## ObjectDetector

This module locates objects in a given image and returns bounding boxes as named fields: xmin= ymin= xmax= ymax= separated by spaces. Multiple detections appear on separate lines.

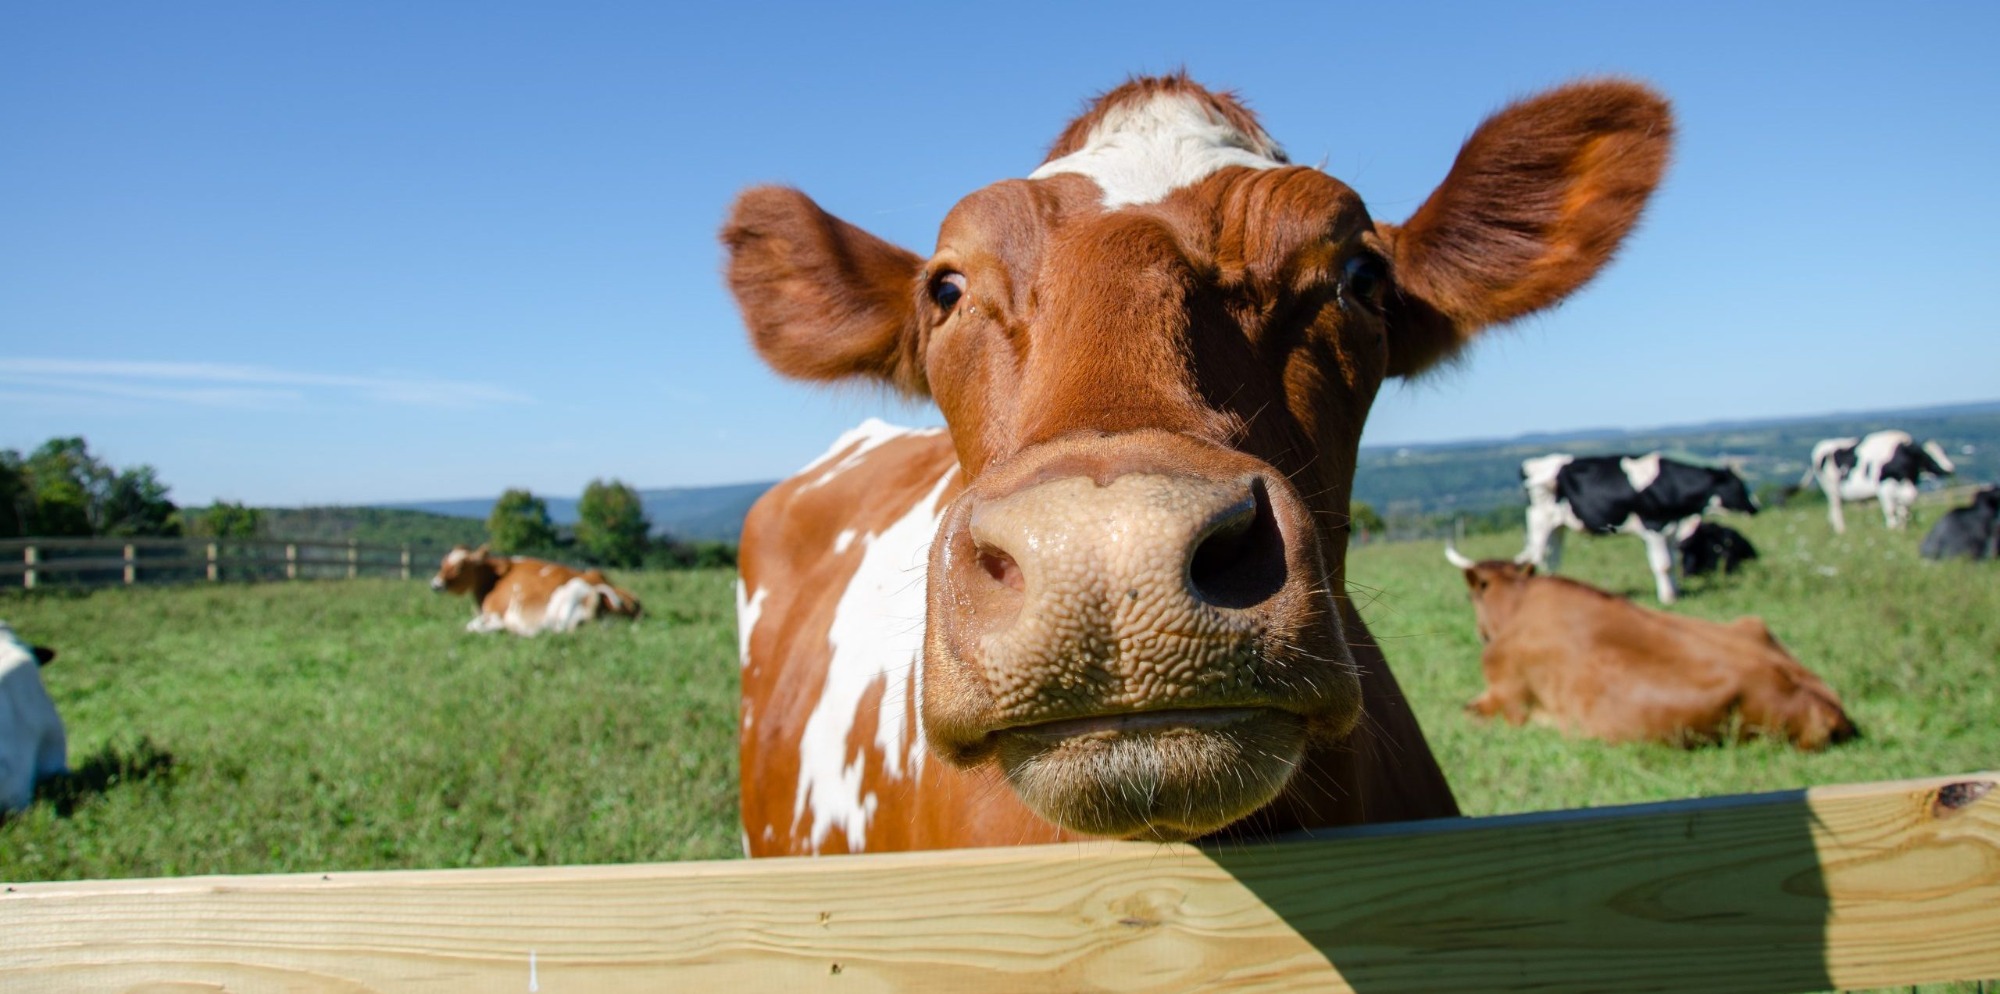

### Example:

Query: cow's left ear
xmin=1377 ymin=80 xmax=1672 ymax=377
xmin=722 ymin=186 xmax=929 ymax=397
xmin=32 ymin=646 xmax=55 ymax=666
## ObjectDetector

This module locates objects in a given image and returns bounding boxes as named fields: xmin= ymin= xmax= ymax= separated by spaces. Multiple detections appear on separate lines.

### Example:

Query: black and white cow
xmin=1 ymin=622 xmax=65 ymax=814
xmin=1919 ymin=487 xmax=2000 ymax=561
xmin=1803 ymin=430 xmax=1955 ymax=533
xmin=1519 ymin=453 xmax=1758 ymax=604
xmin=1678 ymin=519 xmax=1759 ymax=577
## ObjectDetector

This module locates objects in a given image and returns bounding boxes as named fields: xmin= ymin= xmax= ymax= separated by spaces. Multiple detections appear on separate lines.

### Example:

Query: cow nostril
xmin=1188 ymin=479 xmax=1288 ymax=609
xmin=978 ymin=545 xmax=1026 ymax=593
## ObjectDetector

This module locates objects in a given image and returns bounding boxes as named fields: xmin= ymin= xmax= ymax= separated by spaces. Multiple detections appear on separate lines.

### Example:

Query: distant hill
xmin=363 ymin=399 xmax=2000 ymax=540
xmin=1353 ymin=400 xmax=2000 ymax=517
xmin=383 ymin=481 xmax=772 ymax=544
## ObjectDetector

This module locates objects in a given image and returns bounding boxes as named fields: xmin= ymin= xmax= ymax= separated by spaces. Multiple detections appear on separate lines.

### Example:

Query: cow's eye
xmin=1340 ymin=254 xmax=1388 ymax=312
xmin=931 ymin=271 xmax=967 ymax=312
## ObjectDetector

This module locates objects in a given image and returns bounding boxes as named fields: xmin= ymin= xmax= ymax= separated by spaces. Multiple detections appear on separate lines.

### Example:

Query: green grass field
xmin=0 ymin=570 xmax=742 ymax=880
xmin=3 ymin=498 xmax=1995 ymax=882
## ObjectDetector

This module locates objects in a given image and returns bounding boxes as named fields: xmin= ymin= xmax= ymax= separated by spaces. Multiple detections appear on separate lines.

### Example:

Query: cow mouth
xmin=990 ymin=706 xmax=1306 ymax=841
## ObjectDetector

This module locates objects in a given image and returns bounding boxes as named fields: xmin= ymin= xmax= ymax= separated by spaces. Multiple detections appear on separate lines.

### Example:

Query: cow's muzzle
xmin=921 ymin=432 xmax=1360 ymax=839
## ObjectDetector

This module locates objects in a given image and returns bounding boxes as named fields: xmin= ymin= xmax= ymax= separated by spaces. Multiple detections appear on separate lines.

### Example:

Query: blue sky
xmin=3 ymin=2 xmax=1996 ymax=506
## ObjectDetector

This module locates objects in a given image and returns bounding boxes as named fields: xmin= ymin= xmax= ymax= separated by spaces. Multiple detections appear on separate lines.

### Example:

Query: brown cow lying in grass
xmin=1444 ymin=544 xmax=1856 ymax=750
xmin=430 ymin=545 xmax=642 ymax=636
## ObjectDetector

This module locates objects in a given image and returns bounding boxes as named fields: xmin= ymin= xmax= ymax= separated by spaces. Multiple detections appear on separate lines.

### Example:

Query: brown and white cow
xmin=725 ymin=74 xmax=1673 ymax=855
xmin=1444 ymin=545 xmax=1856 ymax=749
xmin=430 ymin=545 xmax=642 ymax=636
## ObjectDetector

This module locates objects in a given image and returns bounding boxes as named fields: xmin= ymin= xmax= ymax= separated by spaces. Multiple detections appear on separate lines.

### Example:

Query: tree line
xmin=1 ymin=436 xmax=733 ymax=570
xmin=484 ymin=481 xmax=736 ymax=570
xmin=1 ymin=438 xmax=181 ymax=538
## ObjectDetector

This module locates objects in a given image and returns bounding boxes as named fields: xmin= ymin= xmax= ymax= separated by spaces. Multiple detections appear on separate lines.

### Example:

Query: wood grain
xmin=4 ymin=772 xmax=1996 ymax=993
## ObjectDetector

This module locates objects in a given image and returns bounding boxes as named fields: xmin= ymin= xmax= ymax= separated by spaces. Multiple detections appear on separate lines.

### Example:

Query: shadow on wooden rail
xmin=1215 ymin=774 xmax=1999 ymax=992
xmin=2 ymin=772 xmax=1996 ymax=993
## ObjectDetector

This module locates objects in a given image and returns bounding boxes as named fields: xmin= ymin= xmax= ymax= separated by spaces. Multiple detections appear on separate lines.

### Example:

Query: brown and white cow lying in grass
xmin=430 ymin=546 xmax=642 ymax=636
xmin=724 ymin=72 xmax=1674 ymax=855
xmin=1444 ymin=544 xmax=1856 ymax=749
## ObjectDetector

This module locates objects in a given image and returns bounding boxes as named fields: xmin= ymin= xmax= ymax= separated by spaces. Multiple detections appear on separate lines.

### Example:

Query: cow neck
xmin=470 ymin=559 xmax=508 ymax=604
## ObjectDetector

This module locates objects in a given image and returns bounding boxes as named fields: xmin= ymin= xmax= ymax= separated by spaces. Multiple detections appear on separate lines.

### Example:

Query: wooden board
xmin=4 ymin=772 xmax=1996 ymax=993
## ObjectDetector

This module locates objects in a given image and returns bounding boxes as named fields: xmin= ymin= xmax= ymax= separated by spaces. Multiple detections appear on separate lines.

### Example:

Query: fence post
xmin=286 ymin=544 xmax=298 ymax=581
xmin=22 ymin=545 xmax=35 ymax=590
xmin=401 ymin=545 xmax=411 ymax=581
xmin=207 ymin=543 xmax=219 ymax=582
xmin=348 ymin=540 xmax=359 ymax=580
xmin=124 ymin=543 xmax=137 ymax=585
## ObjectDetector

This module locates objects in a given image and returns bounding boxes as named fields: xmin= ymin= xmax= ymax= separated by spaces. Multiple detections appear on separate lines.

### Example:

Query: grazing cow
xmin=1802 ymin=430 xmax=1955 ymax=533
xmin=1920 ymin=487 xmax=2000 ymax=561
xmin=1678 ymin=519 xmax=1759 ymax=577
xmin=1443 ymin=546 xmax=1856 ymax=749
xmin=430 ymin=545 xmax=642 ymax=636
xmin=724 ymin=73 xmax=1672 ymax=855
xmin=1 ymin=622 xmax=66 ymax=814
xmin=1518 ymin=453 xmax=1757 ymax=604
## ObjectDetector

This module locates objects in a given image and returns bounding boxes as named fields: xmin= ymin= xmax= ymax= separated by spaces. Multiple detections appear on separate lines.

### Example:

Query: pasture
xmin=2 ymin=497 xmax=1994 ymax=890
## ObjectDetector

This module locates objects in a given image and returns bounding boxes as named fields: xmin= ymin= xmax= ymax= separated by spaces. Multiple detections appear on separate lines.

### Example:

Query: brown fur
xmin=724 ymin=75 xmax=1674 ymax=854
xmin=431 ymin=545 xmax=642 ymax=635
xmin=1457 ymin=559 xmax=1856 ymax=749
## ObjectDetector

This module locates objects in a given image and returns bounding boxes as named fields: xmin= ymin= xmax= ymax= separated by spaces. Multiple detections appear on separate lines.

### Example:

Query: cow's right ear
xmin=32 ymin=646 xmax=55 ymax=667
xmin=722 ymin=186 xmax=928 ymax=397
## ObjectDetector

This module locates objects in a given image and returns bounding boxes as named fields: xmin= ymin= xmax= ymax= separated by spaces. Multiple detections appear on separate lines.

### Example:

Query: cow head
xmin=1918 ymin=440 xmax=1958 ymax=478
xmin=724 ymin=75 xmax=1671 ymax=840
xmin=431 ymin=544 xmax=501 ymax=595
xmin=1707 ymin=468 xmax=1759 ymax=516
xmin=1446 ymin=543 xmax=1538 ymax=644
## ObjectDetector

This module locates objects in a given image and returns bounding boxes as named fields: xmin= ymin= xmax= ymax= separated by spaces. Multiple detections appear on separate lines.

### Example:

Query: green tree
xmin=487 ymin=488 xmax=557 ymax=554
xmin=1350 ymin=501 xmax=1386 ymax=537
xmin=0 ymin=451 xmax=26 ymax=538
xmin=21 ymin=437 xmax=103 ymax=536
xmin=0 ymin=437 xmax=180 ymax=537
xmin=194 ymin=500 xmax=262 ymax=539
xmin=98 ymin=466 xmax=182 ymax=537
xmin=576 ymin=478 xmax=651 ymax=567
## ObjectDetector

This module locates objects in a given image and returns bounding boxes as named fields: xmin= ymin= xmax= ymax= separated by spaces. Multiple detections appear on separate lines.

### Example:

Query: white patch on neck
xmin=735 ymin=580 xmax=767 ymax=670
xmin=1621 ymin=453 xmax=1663 ymax=493
xmin=797 ymin=418 xmax=944 ymax=492
xmin=792 ymin=465 xmax=954 ymax=853
xmin=1028 ymin=91 xmax=1287 ymax=208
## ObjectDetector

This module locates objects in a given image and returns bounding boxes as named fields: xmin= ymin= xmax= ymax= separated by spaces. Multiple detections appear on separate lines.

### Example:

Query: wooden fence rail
xmin=0 ymin=537 xmax=440 ymax=589
xmin=3 ymin=772 xmax=1996 ymax=993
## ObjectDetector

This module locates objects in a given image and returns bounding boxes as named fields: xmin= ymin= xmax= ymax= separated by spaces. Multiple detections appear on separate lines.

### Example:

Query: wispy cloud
xmin=0 ymin=359 xmax=531 ymax=410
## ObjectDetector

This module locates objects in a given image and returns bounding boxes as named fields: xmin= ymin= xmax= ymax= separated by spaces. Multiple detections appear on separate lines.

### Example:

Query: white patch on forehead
xmin=444 ymin=548 xmax=468 ymax=566
xmin=797 ymin=418 xmax=944 ymax=492
xmin=1028 ymin=91 xmax=1288 ymax=208
xmin=793 ymin=464 xmax=954 ymax=854
xmin=735 ymin=579 xmax=767 ymax=670
xmin=1620 ymin=453 xmax=1663 ymax=493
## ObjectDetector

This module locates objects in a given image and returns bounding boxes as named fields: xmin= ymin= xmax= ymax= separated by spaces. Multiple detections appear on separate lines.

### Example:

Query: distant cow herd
xmin=4 ymin=75 xmax=1993 ymax=864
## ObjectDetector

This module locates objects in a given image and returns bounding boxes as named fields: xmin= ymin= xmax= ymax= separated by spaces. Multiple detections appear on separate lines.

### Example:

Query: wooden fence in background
xmin=0 ymin=537 xmax=445 ymax=589
xmin=3 ymin=772 xmax=1996 ymax=993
